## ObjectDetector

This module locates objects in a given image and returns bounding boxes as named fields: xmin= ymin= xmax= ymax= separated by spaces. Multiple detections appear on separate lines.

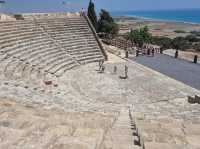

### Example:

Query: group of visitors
xmin=80 ymin=8 xmax=86 ymax=16
xmin=135 ymin=44 xmax=160 ymax=57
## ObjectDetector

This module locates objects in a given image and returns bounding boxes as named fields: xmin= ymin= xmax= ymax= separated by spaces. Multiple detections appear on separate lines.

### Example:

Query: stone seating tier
xmin=0 ymin=14 xmax=104 ymax=88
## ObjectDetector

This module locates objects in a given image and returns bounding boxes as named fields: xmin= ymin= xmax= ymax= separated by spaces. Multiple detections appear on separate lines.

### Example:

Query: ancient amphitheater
xmin=0 ymin=13 xmax=200 ymax=149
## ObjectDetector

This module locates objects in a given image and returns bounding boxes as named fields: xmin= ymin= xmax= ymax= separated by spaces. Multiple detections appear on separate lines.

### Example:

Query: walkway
xmin=131 ymin=54 xmax=200 ymax=90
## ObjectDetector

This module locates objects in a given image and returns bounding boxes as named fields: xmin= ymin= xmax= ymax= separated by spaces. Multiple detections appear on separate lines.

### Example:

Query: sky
xmin=1 ymin=0 xmax=200 ymax=13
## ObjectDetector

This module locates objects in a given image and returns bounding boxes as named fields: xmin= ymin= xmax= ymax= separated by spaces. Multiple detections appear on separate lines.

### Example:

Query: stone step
xmin=3 ymin=39 xmax=53 ymax=55
xmin=46 ymin=58 xmax=75 ymax=73
xmin=102 ymin=108 xmax=139 ymax=149
xmin=0 ymin=32 xmax=41 ymax=42
xmin=20 ymin=47 xmax=59 ymax=62
xmin=54 ymin=63 xmax=78 ymax=77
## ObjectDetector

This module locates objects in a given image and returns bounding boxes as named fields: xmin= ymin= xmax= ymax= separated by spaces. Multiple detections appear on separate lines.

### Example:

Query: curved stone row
xmin=36 ymin=17 xmax=104 ymax=64
xmin=0 ymin=15 xmax=104 ymax=87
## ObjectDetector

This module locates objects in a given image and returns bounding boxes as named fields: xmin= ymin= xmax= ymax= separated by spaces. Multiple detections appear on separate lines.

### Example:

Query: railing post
xmin=160 ymin=48 xmax=163 ymax=54
xmin=147 ymin=49 xmax=150 ymax=55
xmin=152 ymin=49 xmax=155 ymax=57
xmin=194 ymin=55 xmax=198 ymax=64
xmin=125 ymin=50 xmax=129 ymax=58
xmin=175 ymin=50 xmax=178 ymax=58
xmin=136 ymin=50 xmax=139 ymax=57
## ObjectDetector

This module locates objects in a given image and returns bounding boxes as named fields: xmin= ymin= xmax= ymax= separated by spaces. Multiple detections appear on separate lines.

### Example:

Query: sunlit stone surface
xmin=0 ymin=13 xmax=199 ymax=149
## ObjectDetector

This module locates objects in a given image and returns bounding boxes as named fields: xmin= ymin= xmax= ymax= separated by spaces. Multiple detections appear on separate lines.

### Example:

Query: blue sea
xmin=111 ymin=9 xmax=200 ymax=24
xmin=1 ymin=1 xmax=200 ymax=24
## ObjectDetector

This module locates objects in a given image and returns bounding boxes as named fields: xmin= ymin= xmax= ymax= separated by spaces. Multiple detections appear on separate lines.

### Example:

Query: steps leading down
xmin=0 ymin=13 xmax=105 ymax=83
xmin=102 ymin=108 xmax=141 ymax=149
xmin=34 ymin=15 xmax=105 ymax=64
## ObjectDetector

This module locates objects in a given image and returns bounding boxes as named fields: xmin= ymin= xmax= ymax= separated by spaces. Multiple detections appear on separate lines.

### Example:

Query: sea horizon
xmin=111 ymin=8 xmax=200 ymax=24
xmin=1 ymin=3 xmax=200 ymax=24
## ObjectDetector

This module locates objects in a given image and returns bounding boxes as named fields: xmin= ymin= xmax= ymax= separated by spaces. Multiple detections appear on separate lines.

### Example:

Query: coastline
xmin=114 ymin=15 xmax=200 ymax=26
xmin=113 ymin=14 xmax=200 ymax=64
xmin=111 ymin=8 xmax=200 ymax=25
xmin=114 ymin=14 xmax=200 ymax=39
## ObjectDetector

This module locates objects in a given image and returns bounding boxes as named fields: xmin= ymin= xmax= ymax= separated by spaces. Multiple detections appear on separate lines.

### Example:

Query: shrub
xmin=14 ymin=14 xmax=24 ymax=20
xmin=152 ymin=36 xmax=172 ymax=49
xmin=192 ymin=43 xmax=200 ymax=52
xmin=98 ymin=9 xmax=119 ymax=38
xmin=190 ymin=31 xmax=200 ymax=37
xmin=185 ymin=35 xmax=200 ymax=42
xmin=127 ymin=26 xmax=152 ymax=47
xmin=174 ymin=30 xmax=186 ymax=33
xmin=172 ymin=37 xmax=191 ymax=50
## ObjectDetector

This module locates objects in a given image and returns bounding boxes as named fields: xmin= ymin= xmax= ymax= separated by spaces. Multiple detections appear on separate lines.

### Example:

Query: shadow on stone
xmin=188 ymin=95 xmax=200 ymax=104
xmin=134 ymin=139 xmax=141 ymax=146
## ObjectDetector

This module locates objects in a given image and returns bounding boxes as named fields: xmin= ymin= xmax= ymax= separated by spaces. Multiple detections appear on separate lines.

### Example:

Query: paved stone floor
xmin=131 ymin=54 xmax=200 ymax=90
xmin=0 ymin=53 xmax=200 ymax=149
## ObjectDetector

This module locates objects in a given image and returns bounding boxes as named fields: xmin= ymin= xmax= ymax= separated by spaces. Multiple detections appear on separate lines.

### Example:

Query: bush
xmin=192 ymin=43 xmax=200 ymax=52
xmin=98 ymin=9 xmax=119 ymax=38
xmin=127 ymin=26 xmax=152 ymax=47
xmin=152 ymin=36 xmax=172 ymax=49
xmin=14 ymin=14 xmax=24 ymax=20
xmin=185 ymin=35 xmax=200 ymax=42
xmin=172 ymin=37 xmax=191 ymax=50
xmin=190 ymin=31 xmax=200 ymax=37
xmin=174 ymin=30 xmax=186 ymax=33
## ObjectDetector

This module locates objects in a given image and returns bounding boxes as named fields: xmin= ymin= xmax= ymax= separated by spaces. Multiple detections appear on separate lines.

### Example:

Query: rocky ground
xmin=0 ymin=52 xmax=200 ymax=149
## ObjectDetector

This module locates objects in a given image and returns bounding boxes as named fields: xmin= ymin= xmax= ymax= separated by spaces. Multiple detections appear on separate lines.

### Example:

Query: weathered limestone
xmin=0 ymin=13 xmax=16 ymax=21
xmin=0 ymin=13 xmax=104 ymax=85
xmin=0 ymin=13 xmax=200 ymax=148
xmin=133 ymin=116 xmax=200 ymax=149
xmin=0 ymin=99 xmax=117 ymax=149
xmin=102 ymin=108 xmax=135 ymax=149
xmin=0 ymin=55 xmax=200 ymax=148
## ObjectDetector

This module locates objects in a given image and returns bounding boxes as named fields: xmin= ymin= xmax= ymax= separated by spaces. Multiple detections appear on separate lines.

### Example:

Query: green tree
xmin=127 ymin=29 xmax=143 ymax=47
xmin=193 ymin=42 xmax=200 ymax=52
xmin=172 ymin=37 xmax=191 ymax=51
xmin=98 ymin=9 xmax=114 ymax=23
xmin=127 ymin=26 xmax=152 ymax=48
xmin=87 ymin=0 xmax=98 ymax=30
xmin=152 ymin=36 xmax=172 ymax=50
xmin=140 ymin=26 xmax=152 ymax=44
xmin=98 ymin=9 xmax=119 ymax=38
xmin=185 ymin=35 xmax=199 ymax=42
